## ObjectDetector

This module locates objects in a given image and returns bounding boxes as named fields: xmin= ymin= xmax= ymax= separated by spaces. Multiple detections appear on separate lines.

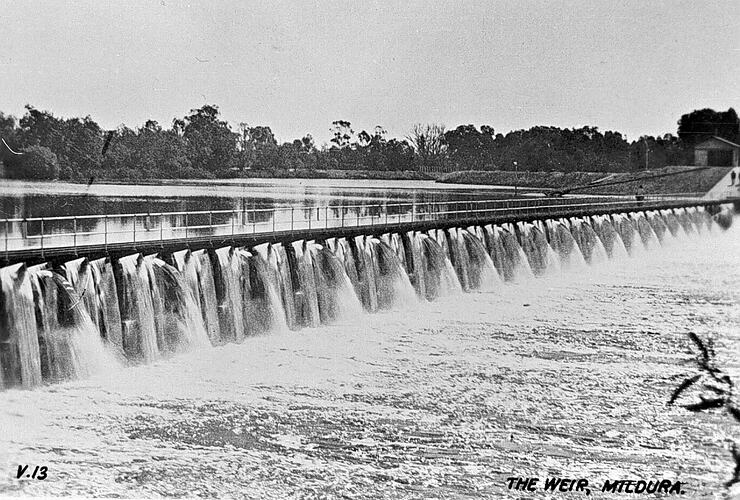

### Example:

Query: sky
xmin=1 ymin=0 xmax=738 ymax=145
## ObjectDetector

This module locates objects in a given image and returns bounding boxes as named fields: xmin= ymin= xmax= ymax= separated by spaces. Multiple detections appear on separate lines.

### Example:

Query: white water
xmin=0 ymin=206 xmax=738 ymax=497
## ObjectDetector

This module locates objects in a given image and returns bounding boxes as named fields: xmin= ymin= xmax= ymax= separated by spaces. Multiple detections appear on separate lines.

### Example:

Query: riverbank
xmin=438 ymin=166 xmax=732 ymax=195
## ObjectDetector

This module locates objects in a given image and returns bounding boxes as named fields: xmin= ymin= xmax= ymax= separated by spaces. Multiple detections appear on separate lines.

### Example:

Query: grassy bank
xmin=439 ymin=166 xmax=732 ymax=195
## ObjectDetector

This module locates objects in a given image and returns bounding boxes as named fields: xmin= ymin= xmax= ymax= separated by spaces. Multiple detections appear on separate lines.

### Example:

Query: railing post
xmin=291 ymin=207 xmax=294 ymax=232
xmin=73 ymin=217 xmax=77 ymax=255
xmin=161 ymin=214 xmax=164 ymax=247
xmin=209 ymin=211 xmax=213 ymax=244
xmin=185 ymin=213 xmax=188 ymax=240
xmin=326 ymin=206 xmax=329 ymax=229
xmin=273 ymin=209 xmax=276 ymax=233
xmin=231 ymin=211 xmax=235 ymax=239
xmin=104 ymin=215 xmax=108 ymax=252
xmin=308 ymin=209 xmax=312 ymax=230
xmin=4 ymin=219 xmax=8 ymax=261
xmin=341 ymin=206 xmax=344 ymax=227
xmin=133 ymin=215 xmax=136 ymax=243
xmin=253 ymin=209 xmax=256 ymax=234
xmin=40 ymin=219 xmax=44 ymax=259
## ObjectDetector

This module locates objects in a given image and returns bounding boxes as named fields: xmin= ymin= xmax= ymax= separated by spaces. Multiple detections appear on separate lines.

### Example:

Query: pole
xmin=514 ymin=161 xmax=518 ymax=197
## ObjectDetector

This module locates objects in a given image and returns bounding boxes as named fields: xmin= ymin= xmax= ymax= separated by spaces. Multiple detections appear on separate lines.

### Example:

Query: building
xmin=694 ymin=136 xmax=740 ymax=167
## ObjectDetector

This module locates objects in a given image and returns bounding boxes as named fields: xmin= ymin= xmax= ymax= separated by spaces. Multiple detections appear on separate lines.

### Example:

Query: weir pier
xmin=0 ymin=193 xmax=738 ymax=390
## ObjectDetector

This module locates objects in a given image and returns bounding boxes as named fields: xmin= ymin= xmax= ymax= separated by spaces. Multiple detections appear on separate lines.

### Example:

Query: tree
xmin=678 ymin=108 xmax=740 ymax=147
xmin=4 ymin=145 xmax=59 ymax=180
xmin=330 ymin=120 xmax=354 ymax=148
xmin=174 ymin=104 xmax=238 ymax=175
xmin=407 ymin=123 xmax=446 ymax=171
xmin=444 ymin=124 xmax=495 ymax=169
xmin=19 ymin=106 xmax=103 ymax=179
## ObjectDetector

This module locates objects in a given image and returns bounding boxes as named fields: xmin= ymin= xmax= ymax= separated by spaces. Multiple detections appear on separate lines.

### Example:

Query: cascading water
xmin=250 ymin=245 xmax=289 ymax=333
xmin=520 ymin=222 xmax=561 ymax=275
xmin=612 ymin=214 xmax=643 ymax=256
xmin=0 ymin=264 xmax=42 ymax=388
xmin=647 ymin=211 xmax=669 ymax=244
xmin=417 ymin=233 xmax=461 ymax=301
xmin=307 ymin=242 xmax=363 ymax=322
xmin=365 ymin=237 xmax=417 ymax=309
xmin=634 ymin=212 xmax=660 ymax=250
xmin=148 ymin=257 xmax=211 ymax=352
xmin=173 ymin=249 xmax=222 ymax=345
xmin=214 ymin=247 xmax=246 ymax=343
xmin=547 ymin=219 xmax=587 ymax=268
xmin=117 ymin=254 xmax=160 ymax=363
xmin=570 ymin=218 xmax=608 ymax=265
xmin=90 ymin=257 xmax=123 ymax=349
xmin=0 ymin=204 xmax=731 ymax=392
xmin=459 ymin=228 xmax=501 ymax=291
xmin=594 ymin=215 xmax=629 ymax=259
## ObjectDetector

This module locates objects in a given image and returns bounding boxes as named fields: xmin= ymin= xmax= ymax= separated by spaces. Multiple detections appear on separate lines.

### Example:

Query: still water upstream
xmin=0 ymin=180 xmax=738 ymax=499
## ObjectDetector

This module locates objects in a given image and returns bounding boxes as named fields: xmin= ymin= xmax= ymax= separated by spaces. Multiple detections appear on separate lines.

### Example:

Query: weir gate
xmin=2 ymin=194 xmax=736 ymax=266
xmin=0 ymin=193 xmax=738 ymax=390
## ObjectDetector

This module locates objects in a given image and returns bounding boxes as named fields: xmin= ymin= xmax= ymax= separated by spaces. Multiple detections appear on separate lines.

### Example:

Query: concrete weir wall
xmin=0 ymin=201 xmax=736 ymax=390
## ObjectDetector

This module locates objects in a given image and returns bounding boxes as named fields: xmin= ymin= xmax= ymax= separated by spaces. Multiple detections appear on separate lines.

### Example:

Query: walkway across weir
xmin=2 ymin=193 xmax=738 ymax=266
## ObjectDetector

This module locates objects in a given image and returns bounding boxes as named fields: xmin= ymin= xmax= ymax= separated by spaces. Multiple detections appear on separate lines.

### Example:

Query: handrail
xmin=0 ymin=193 xmax=727 ymax=256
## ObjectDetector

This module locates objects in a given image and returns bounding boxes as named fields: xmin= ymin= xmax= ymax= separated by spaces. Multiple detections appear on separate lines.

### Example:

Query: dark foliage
xmin=670 ymin=332 xmax=740 ymax=490
xmin=0 ymin=105 xmax=732 ymax=181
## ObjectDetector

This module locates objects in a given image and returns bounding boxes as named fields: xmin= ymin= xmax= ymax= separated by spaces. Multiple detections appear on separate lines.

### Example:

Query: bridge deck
xmin=2 ymin=195 xmax=737 ymax=267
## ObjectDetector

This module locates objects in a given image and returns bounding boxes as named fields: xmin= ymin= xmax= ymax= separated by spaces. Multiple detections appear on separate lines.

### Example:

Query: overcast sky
xmin=1 ymin=0 xmax=738 ymax=144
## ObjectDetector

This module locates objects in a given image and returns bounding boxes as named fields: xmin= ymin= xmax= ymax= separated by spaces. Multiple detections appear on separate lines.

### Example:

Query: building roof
xmin=695 ymin=135 xmax=740 ymax=150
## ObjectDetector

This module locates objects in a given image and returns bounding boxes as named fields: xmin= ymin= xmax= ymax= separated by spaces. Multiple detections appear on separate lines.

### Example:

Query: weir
xmin=0 ymin=196 xmax=737 ymax=390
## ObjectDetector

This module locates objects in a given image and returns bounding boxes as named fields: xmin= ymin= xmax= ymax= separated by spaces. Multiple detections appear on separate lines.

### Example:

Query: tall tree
xmin=407 ymin=123 xmax=446 ymax=170
xmin=173 ymin=104 xmax=238 ymax=175
xmin=677 ymin=108 xmax=740 ymax=147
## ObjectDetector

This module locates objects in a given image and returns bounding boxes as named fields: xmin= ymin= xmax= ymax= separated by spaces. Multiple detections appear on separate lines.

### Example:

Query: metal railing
xmin=0 ymin=193 xmax=723 ymax=258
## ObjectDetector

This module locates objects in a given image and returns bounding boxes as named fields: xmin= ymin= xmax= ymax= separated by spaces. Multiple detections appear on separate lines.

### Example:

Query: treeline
xmin=0 ymin=104 xmax=737 ymax=181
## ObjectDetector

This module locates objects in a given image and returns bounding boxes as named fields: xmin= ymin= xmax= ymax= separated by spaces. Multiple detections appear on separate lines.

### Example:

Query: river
xmin=0 ymin=180 xmax=737 ymax=499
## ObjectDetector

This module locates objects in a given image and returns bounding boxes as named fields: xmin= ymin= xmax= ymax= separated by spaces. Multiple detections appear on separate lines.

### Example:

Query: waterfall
xmin=677 ymin=208 xmax=695 ymax=236
xmin=1 ymin=203 xmax=735 ymax=393
xmin=173 ymin=250 xmax=222 ymax=345
xmin=661 ymin=210 xmax=682 ymax=237
xmin=148 ymin=257 xmax=211 ymax=352
xmin=90 ymin=258 xmax=123 ymax=350
xmin=214 ymin=247 xmax=246 ymax=343
xmin=547 ymin=219 xmax=587 ymax=268
xmin=405 ymin=231 xmax=427 ymax=298
xmin=289 ymin=241 xmax=321 ymax=327
xmin=417 ymin=233 xmax=461 ymax=301
xmin=63 ymin=258 xmax=101 ymax=337
xmin=33 ymin=267 xmax=117 ymax=383
xmin=271 ymin=244 xmax=298 ymax=330
xmin=521 ymin=222 xmax=560 ymax=275
xmin=571 ymin=218 xmax=608 ymax=265
xmin=592 ymin=216 xmax=628 ymax=259
xmin=117 ymin=254 xmax=160 ymax=363
xmin=0 ymin=264 xmax=42 ymax=388
xmin=335 ymin=237 xmax=363 ymax=302
xmin=365 ymin=237 xmax=417 ymax=309
xmin=243 ymin=247 xmax=288 ymax=334
xmin=308 ymin=242 xmax=363 ymax=322
xmin=647 ymin=211 xmax=669 ymax=243
xmin=634 ymin=213 xmax=659 ymax=250
xmin=460 ymin=227 xmax=501 ymax=291
xmin=613 ymin=214 xmax=643 ymax=256
xmin=353 ymin=236 xmax=379 ymax=313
